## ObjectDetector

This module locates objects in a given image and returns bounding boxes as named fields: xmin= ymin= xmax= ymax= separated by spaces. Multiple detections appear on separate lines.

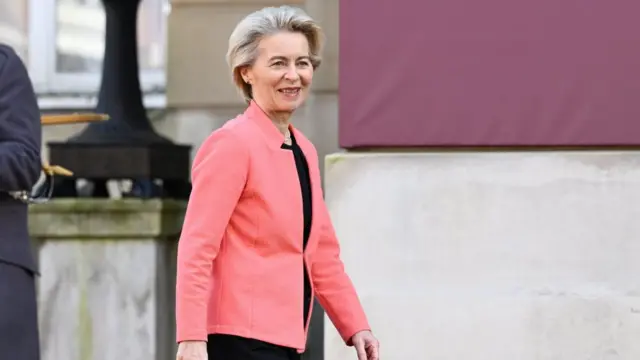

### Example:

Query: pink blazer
xmin=175 ymin=101 xmax=370 ymax=352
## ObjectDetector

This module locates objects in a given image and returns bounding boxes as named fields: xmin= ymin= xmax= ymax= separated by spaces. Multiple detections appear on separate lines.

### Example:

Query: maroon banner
xmin=339 ymin=0 xmax=640 ymax=148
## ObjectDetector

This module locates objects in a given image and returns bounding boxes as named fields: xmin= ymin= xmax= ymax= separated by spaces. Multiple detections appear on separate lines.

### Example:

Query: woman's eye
xmin=272 ymin=61 xmax=285 ymax=67
xmin=297 ymin=61 xmax=310 ymax=67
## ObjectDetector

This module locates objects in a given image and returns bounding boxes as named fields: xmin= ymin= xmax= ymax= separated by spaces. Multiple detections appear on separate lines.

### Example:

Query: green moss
xmin=324 ymin=153 xmax=346 ymax=170
xmin=27 ymin=199 xmax=187 ymax=240
xmin=77 ymin=253 xmax=93 ymax=359
xmin=28 ymin=199 xmax=187 ymax=214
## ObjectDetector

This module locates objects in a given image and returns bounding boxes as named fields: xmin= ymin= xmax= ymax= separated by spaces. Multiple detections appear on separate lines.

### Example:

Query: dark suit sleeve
xmin=0 ymin=45 xmax=42 ymax=191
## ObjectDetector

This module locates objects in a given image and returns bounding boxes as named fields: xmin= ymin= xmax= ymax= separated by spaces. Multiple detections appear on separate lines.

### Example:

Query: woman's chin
xmin=275 ymin=98 xmax=305 ymax=112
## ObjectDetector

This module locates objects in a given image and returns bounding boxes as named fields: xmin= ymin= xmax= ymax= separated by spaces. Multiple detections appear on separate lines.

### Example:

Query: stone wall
xmin=323 ymin=151 xmax=640 ymax=360
xmin=30 ymin=199 xmax=185 ymax=360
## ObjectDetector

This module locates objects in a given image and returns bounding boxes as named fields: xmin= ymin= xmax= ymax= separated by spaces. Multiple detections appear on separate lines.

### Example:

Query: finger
xmin=355 ymin=341 xmax=368 ymax=360
xmin=367 ymin=341 xmax=380 ymax=360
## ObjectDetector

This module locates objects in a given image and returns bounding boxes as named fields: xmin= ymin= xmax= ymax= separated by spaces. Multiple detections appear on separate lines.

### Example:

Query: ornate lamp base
xmin=47 ymin=0 xmax=192 ymax=199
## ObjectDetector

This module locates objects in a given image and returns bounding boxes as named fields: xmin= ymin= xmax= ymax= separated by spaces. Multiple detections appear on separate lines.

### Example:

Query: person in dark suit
xmin=0 ymin=43 xmax=43 ymax=360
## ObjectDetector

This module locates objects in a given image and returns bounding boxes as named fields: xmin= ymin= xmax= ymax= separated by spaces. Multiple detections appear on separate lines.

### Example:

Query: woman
xmin=175 ymin=5 xmax=379 ymax=360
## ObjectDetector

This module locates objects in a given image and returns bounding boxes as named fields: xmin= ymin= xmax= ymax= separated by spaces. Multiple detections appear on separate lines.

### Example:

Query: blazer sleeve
xmin=175 ymin=127 xmax=249 ymax=342
xmin=0 ymin=46 xmax=42 ymax=192
xmin=311 ymin=194 xmax=371 ymax=346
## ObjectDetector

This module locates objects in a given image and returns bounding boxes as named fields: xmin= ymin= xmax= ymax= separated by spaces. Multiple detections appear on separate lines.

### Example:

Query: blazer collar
xmin=245 ymin=100 xmax=296 ymax=150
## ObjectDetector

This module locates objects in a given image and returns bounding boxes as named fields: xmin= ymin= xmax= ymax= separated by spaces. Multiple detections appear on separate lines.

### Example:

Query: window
xmin=27 ymin=0 xmax=168 ymax=99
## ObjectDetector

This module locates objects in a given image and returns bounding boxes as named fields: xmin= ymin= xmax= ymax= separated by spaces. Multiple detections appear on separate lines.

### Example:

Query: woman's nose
xmin=284 ymin=66 xmax=299 ymax=81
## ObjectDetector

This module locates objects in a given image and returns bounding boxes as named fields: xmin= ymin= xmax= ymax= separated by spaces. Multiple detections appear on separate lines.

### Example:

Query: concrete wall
xmin=323 ymin=151 xmax=640 ymax=359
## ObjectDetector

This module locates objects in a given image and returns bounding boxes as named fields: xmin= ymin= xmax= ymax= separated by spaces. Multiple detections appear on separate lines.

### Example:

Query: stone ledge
xmin=28 ymin=199 xmax=187 ymax=240
xmin=29 ymin=198 xmax=186 ymax=213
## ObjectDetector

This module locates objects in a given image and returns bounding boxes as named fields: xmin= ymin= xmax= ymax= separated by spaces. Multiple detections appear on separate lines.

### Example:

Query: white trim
xmin=27 ymin=0 xmax=54 ymax=91
xmin=28 ymin=0 xmax=166 ymax=95
xmin=47 ymin=70 xmax=166 ymax=94
xmin=37 ymin=93 xmax=167 ymax=110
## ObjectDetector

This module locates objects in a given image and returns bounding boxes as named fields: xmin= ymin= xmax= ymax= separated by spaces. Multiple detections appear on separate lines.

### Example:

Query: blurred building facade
xmin=9 ymin=2 xmax=640 ymax=360
xmin=1 ymin=0 xmax=339 ymax=174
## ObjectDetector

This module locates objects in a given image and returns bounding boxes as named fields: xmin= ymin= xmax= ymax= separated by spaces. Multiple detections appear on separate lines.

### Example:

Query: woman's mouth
xmin=278 ymin=87 xmax=301 ymax=99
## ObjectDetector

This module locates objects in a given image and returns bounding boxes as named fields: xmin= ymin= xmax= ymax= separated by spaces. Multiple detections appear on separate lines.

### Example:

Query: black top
xmin=281 ymin=132 xmax=313 ymax=327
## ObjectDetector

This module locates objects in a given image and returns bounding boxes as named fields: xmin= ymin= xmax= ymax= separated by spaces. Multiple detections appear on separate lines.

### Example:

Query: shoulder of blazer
xmin=195 ymin=115 xmax=248 ymax=152
xmin=221 ymin=112 xmax=267 ymax=142
xmin=0 ymin=44 xmax=20 ymax=72
xmin=0 ymin=47 xmax=12 ymax=81
xmin=193 ymin=113 xmax=263 ymax=167
xmin=0 ymin=44 xmax=36 ymax=104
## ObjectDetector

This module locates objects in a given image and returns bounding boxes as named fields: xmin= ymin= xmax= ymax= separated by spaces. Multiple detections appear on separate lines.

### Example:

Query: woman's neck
xmin=268 ymin=111 xmax=291 ymax=135
xmin=253 ymin=99 xmax=291 ymax=135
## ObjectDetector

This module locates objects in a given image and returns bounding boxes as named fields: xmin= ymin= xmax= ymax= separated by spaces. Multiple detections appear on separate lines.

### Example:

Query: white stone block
xmin=323 ymin=151 xmax=640 ymax=360
xmin=30 ymin=200 xmax=184 ymax=360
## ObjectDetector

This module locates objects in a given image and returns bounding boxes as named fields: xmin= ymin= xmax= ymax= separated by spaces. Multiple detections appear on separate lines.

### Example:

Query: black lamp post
xmin=48 ymin=0 xmax=191 ymax=198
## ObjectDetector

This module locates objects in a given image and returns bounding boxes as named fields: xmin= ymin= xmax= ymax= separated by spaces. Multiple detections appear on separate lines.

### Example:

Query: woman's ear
xmin=240 ymin=67 xmax=252 ymax=85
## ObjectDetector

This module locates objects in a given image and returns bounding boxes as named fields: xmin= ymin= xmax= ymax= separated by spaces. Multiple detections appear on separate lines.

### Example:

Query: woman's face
xmin=242 ymin=31 xmax=314 ymax=113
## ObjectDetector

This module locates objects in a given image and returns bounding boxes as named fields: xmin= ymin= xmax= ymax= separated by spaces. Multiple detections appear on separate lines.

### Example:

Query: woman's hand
xmin=176 ymin=340 xmax=207 ymax=360
xmin=351 ymin=330 xmax=380 ymax=360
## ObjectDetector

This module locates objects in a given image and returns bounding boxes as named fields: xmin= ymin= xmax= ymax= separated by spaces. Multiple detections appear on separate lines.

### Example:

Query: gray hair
xmin=226 ymin=6 xmax=324 ymax=102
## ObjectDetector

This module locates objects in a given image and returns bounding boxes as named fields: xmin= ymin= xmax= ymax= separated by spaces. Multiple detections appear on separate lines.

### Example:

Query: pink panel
xmin=339 ymin=0 xmax=640 ymax=147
